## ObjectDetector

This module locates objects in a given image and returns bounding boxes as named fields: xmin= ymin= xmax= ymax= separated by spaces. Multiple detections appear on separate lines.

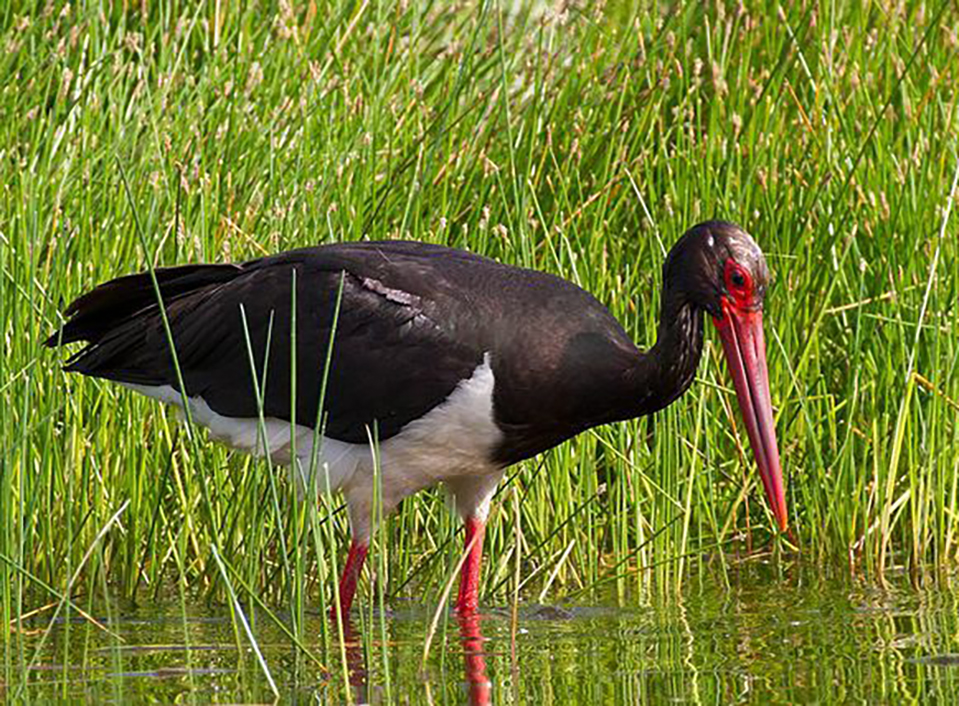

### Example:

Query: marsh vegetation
xmin=2 ymin=0 xmax=958 ymax=700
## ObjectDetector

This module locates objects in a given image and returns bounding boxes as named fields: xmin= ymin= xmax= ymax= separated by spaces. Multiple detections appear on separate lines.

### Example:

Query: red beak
xmin=713 ymin=300 xmax=788 ymax=531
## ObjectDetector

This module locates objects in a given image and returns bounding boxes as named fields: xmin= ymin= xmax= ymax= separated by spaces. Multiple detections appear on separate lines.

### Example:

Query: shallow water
xmin=10 ymin=567 xmax=959 ymax=703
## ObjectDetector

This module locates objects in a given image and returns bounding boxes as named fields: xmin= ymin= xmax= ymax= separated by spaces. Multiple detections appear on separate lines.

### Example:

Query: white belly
xmin=122 ymin=354 xmax=504 ymax=532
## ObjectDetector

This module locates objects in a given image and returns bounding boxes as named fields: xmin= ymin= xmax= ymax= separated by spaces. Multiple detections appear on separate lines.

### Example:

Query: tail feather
xmin=45 ymin=263 xmax=243 ymax=348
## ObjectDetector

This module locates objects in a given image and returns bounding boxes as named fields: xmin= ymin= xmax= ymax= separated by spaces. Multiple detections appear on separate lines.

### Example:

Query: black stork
xmin=46 ymin=220 xmax=787 ymax=615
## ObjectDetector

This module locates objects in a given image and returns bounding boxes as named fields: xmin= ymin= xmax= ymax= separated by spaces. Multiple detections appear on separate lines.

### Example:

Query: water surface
xmin=10 ymin=567 xmax=959 ymax=703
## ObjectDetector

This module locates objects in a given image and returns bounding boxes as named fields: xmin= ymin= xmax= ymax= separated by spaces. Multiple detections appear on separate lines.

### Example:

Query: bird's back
xmin=48 ymin=240 xmax=642 ymax=463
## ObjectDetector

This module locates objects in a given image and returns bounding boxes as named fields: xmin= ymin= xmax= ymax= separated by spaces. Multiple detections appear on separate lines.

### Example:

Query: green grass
xmin=1 ymin=0 xmax=959 ymax=698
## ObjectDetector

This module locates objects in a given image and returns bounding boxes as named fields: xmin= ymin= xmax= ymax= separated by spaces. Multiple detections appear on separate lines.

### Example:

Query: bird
xmin=45 ymin=220 xmax=787 ymax=616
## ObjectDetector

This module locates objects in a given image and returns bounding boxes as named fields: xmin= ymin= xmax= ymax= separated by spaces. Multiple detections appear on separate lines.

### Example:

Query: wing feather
xmin=50 ymin=249 xmax=484 ymax=442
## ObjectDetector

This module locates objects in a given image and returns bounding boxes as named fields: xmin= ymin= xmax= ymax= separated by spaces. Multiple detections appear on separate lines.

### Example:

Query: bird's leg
xmin=456 ymin=514 xmax=487 ymax=614
xmin=448 ymin=471 xmax=503 ymax=614
xmin=330 ymin=540 xmax=368 ymax=621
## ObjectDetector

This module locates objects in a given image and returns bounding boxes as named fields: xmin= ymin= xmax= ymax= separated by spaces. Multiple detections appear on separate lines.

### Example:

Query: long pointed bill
xmin=713 ymin=300 xmax=788 ymax=531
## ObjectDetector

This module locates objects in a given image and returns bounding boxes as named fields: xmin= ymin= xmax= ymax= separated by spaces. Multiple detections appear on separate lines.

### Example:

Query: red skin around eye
xmin=723 ymin=259 xmax=757 ymax=309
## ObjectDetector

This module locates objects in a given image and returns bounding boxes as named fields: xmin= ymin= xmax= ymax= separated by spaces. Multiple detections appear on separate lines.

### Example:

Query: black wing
xmin=46 ymin=244 xmax=485 ymax=443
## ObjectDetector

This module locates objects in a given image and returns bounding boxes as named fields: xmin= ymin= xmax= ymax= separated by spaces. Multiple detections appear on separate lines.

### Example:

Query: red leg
xmin=330 ymin=540 xmax=368 ymax=621
xmin=456 ymin=515 xmax=487 ymax=614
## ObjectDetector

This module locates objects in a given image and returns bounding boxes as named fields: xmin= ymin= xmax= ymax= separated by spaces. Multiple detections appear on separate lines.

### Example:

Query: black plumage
xmin=47 ymin=237 xmax=703 ymax=465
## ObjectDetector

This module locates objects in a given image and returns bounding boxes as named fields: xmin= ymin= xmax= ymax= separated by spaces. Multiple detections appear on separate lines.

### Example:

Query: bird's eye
xmin=722 ymin=259 xmax=754 ymax=301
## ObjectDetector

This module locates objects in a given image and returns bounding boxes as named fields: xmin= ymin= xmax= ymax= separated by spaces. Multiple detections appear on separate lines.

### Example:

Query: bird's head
xmin=665 ymin=221 xmax=788 ymax=532
xmin=663 ymin=220 xmax=769 ymax=318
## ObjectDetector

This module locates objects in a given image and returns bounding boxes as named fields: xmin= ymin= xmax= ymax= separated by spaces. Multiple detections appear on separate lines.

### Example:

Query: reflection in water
xmin=339 ymin=612 xmax=492 ymax=706
xmin=458 ymin=612 xmax=491 ymax=706
xmin=341 ymin=619 xmax=368 ymax=704
xmin=15 ymin=569 xmax=959 ymax=702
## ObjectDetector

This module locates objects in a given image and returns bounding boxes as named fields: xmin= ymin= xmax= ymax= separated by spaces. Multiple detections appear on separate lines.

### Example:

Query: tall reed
xmin=1 ymin=1 xmax=957 ymax=687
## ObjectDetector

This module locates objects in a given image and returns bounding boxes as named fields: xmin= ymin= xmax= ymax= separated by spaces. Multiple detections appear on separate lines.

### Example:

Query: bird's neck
xmin=488 ymin=289 xmax=706 ymax=464
xmin=629 ymin=292 xmax=704 ymax=416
